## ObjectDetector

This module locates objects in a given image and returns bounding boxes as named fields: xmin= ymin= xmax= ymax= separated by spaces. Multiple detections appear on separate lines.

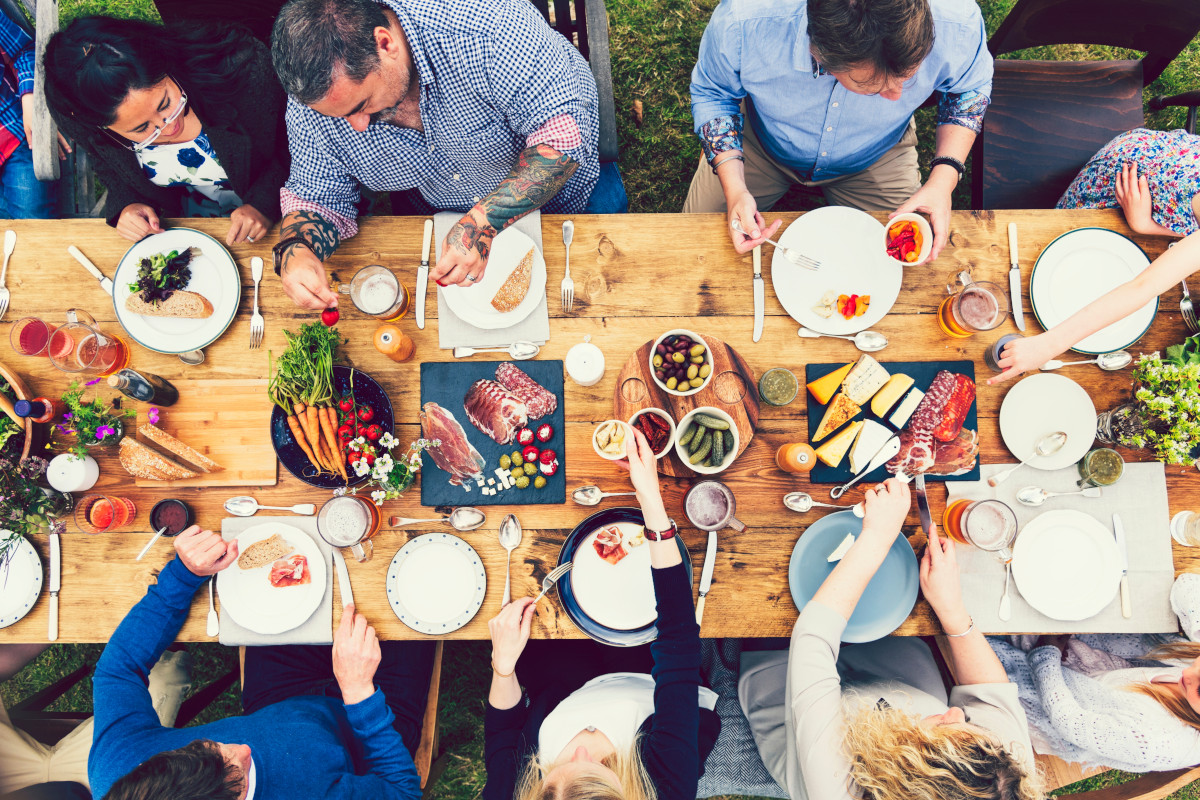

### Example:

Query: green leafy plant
xmin=336 ymin=434 xmax=435 ymax=506
xmin=1127 ymin=350 xmax=1200 ymax=465
xmin=0 ymin=455 xmax=68 ymax=571
xmin=58 ymin=381 xmax=135 ymax=459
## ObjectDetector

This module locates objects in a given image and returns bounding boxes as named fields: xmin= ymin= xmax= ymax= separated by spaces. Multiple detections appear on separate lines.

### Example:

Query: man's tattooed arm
xmin=279 ymin=210 xmax=341 ymax=270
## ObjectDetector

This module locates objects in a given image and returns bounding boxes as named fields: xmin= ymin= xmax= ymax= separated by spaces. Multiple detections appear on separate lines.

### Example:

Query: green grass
xmin=8 ymin=1 xmax=1200 ymax=798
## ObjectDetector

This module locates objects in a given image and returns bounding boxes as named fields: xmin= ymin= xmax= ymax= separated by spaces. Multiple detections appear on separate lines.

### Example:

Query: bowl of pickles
xmin=648 ymin=329 xmax=713 ymax=397
xmin=674 ymin=406 xmax=739 ymax=474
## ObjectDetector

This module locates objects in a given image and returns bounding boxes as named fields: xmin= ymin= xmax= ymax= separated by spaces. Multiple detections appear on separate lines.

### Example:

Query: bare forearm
xmin=937 ymin=606 xmax=1008 ymax=684
xmin=489 ymin=672 xmax=522 ymax=709
xmin=811 ymin=537 xmax=891 ymax=620
xmin=279 ymin=210 xmax=340 ymax=264
xmin=928 ymin=124 xmax=976 ymax=191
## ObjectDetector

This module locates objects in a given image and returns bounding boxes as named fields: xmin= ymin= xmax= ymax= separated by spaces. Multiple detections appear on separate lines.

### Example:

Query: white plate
xmin=1012 ymin=509 xmax=1122 ymax=621
xmin=0 ymin=535 xmax=41 ymax=629
xmin=386 ymin=533 xmax=486 ymax=635
xmin=216 ymin=523 xmax=327 ymax=636
xmin=571 ymin=522 xmax=657 ymax=630
xmin=770 ymin=206 xmax=902 ymax=335
xmin=441 ymin=228 xmax=546 ymax=330
xmin=112 ymin=228 xmax=241 ymax=354
xmin=999 ymin=373 xmax=1096 ymax=470
xmin=1030 ymin=228 xmax=1154 ymax=354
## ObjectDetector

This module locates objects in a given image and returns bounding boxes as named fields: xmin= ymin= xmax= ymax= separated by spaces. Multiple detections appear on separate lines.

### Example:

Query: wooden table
xmin=1 ymin=210 xmax=1197 ymax=642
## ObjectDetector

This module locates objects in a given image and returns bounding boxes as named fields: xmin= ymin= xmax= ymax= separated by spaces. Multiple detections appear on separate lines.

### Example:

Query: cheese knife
xmin=1112 ymin=513 xmax=1131 ymax=618
xmin=415 ymin=218 xmax=432 ymax=330
xmin=48 ymin=532 xmax=60 ymax=641
xmin=695 ymin=531 xmax=718 ymax=626
xmin=68 ymin=246 xmax=113 ymax=296
xmin=1007 ymin=223 xmax=1025 ymax=332
xmin=912 ymin=473 xmax=935 ymax=536
xmin=332 ymin=548 xmax=354 ymax=610
xmin=752 ymin=244 xmax=764 ymax=343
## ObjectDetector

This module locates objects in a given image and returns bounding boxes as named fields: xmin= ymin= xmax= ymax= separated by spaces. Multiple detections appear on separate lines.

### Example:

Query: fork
xmin=532 ymin=562 xmax=573 ymax=605
xmin=1182 ymin=279 xmax=1198 ymax=333
xmin=730 ymin=219 xmax=820 ymax=270
xmin=0 ymin=230 xmax=15 ymax=321
xmin=561 ymin=220 xmax=575 ymax=312
xmin=249 ymin=256 xmax=265 ymax=349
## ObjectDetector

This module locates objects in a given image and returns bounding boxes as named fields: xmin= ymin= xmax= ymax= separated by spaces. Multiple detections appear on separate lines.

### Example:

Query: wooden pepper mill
xmin=373 ymin=323 xmax=415 ymax=362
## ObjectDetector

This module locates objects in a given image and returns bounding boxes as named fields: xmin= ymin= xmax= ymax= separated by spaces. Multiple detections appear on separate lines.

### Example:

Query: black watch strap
xmin=273 ymin=236 xmax=313 ymax=276
xmin=930 ymin=155 xmax=965 ymax=178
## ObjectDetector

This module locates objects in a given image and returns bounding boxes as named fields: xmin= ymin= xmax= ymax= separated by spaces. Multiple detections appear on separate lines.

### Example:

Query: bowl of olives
xmin=649 ymin=329 xmax=713 ymax=397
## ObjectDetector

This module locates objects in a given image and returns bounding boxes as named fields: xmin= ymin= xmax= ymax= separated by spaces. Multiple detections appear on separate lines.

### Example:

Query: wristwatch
xmin=643 ymin=520 xmax=678 ymax=541
xmin=273 ymin=236 xmax=313 ymax=276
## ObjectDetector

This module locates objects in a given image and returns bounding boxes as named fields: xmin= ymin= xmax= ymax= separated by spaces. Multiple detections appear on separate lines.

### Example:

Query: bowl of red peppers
xmin=884 ymin=213 xmax=933 ymax=266
xmin=627 ymin=407 xmax=677 ymax=460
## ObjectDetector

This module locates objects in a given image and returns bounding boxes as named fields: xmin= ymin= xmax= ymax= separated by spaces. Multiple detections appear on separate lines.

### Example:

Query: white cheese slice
xmin=889 ymin=387 xmax=925 ymax=428
xmin=841 ymin=354 xmax=890 ymax=405
xmin=848 ymin=420 xmax=892 ymax=473
xmin=827 ymin=533 xmax=856 ymax=562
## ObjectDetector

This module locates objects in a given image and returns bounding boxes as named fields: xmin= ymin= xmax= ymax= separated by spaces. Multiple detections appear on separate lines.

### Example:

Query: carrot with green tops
xmin=318 ymin=406 xmax=348 ymax=482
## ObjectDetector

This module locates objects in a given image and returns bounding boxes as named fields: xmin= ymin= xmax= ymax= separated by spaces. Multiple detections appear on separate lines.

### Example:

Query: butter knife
xmin=695 ymin=531 xmax=718 ymax=626
xmin=332 ymin=548 xmax=354 ymax=609
xmin=415 ymin=218 xmax=432 ymax=330
xmin=48 ymin=532 xmax=60 ymax=641
xmin=752 ymin=245 xmax=764 ymax=343
xmin=1008 ymin=223 xmax=1025 ymax=332
xmin=1112 ymin=513 xmax=1131 ymax=618
xmin=912 ymin=473 xmax=934 ymax=535
xmin=68 ymin=246 xmax=113 ymax=296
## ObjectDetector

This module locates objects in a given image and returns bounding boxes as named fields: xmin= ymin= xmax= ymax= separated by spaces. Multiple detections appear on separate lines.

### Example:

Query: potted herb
xmin=335 ymin=434 xmax=435 ymax=505
xmin=0 ymin=454 xmax=69 ymax=571
xmin=58 ymin=381 xmax=135 ymax=459
xmin=1096 ymin=339 xmax=1200 ymax=465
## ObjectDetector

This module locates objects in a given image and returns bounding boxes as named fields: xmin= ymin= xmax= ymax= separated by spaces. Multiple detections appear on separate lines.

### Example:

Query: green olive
xmin=689 ymin=344 xmax=706 ymax=357
xmin=687 ymin=364 xmax=699 ymax=380
xmin=699 ymin=364 xmax=712 ymax=378
xmin=689 ymin=377 xmax=704 ymax=388
xmin=690 ymin=355 xmax=704 ymax=364
xmin=652 ymin=354 xmax=663 ymax=367
xmin=671 ymin=351 xmax=686 ymax=364
xmin=666 ymin=376 xmax=678 ymax=390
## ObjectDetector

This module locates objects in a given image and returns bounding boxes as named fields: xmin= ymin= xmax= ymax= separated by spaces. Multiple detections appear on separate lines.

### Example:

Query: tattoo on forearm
xmin=449 ymin=216 xmax=492 ymax=261
xmin=280 ymin=210 xmax=340 ymax=269
xmin=479 ymin=144 xmax=578 ymax=233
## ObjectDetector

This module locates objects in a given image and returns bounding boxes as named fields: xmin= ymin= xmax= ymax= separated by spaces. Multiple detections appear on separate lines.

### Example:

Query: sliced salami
xmin=932 ymin=374 xmax=976 ymax=442
xmin=496 ymin=362 xmax=558 ymax=420
xmin=887 ymin=370 xmax=958 ymax=476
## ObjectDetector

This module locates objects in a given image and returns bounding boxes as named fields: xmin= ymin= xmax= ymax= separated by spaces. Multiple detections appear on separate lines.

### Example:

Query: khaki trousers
xmin=682 ymin=113 xmax=921 ymax=214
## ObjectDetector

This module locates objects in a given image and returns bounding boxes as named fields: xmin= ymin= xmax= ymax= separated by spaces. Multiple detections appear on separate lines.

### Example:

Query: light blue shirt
xmin=690 ymin=0 xmax=993 ymax=181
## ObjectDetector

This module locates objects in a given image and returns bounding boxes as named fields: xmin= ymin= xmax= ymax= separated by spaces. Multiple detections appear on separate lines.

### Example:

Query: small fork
xmin=731 ymin=219 xmax=820 ymax=270
xmin=1182 ymin=279 xmax=1198 ymax=333
xmin=249 ymin=256 xmax=265 ymax=349
xmin=561 ymin=220 xmax=575 ymax=312
xmin=0 ymin=230 xmax=15 ymax=322
xmin=532 ymin=562 xmax=573 ymax=605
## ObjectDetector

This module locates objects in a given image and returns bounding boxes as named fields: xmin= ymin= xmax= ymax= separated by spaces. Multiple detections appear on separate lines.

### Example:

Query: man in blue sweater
xmin=90 ymin=526 xmax=432 ymax=800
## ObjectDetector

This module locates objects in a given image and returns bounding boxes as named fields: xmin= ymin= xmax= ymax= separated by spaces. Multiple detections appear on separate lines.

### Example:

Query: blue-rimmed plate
xmin=788 ymin=510 xmax=918 ymax=643
xmin=386 ymin=533 xmax=486 ymax=635
xmin=0 ymin=534 xmax=42 ymax=630
xmin=557 ymin=507 xmax=692 ymax=647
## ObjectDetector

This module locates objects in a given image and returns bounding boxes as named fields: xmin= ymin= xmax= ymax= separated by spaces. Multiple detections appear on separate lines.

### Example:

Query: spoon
xmin=388 ymin=507 xmax=486 ymax=531
xmin=135 ymin=526 xmax=169 ymax=562
xmin=499 ymin=514 xmax=522 ymax=606
xmin=453 ymin=341 xmax=540 ymax=360
xmin=783 ymin=492 xmax=856 ymax=514
xmin=1016 ymin=485 xmax=1103 ymax=507
xmin=998 ymin=561 xmax=1013 ymax=621
xmin=798 ymin=327 xmax=889 ymax=352
xmin=1040 ymin=350 xmax=1132 ymax=371
xmin=224 ymin=496 xmax=316 ymax=516
xmin=571 ymin=485 xmax=638 ymax=506
xmin=988 ymin=431 xmax=1069 ymax=487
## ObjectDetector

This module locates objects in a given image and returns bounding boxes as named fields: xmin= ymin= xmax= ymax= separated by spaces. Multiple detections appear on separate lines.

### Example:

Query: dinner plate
xmin=386 ymin=533 xmax=486 ymax=634
xmin=216 ymin=523 xmax=327 ymax=635
xmin=999 ymin=373 xmax=1096 ymax=470
xmin=1012 ymin=509 xmax=1122 ymax=621
xmin=441 ymin=227 xmax=546 ymax=330
xmin=1030 ymin=228 xmax=1155 ymax=354
xmin=788 ymin=510 xmax=918 ymax=643
xmin=112 ymin=228 xmax=241 ymax=354
xmin=557 ymin=507 xmax=692 ymax=647
xmin=770 ymin=206 xmax=902 ymax=335
xmin=0 ymin=535 xmax=41 ymax=629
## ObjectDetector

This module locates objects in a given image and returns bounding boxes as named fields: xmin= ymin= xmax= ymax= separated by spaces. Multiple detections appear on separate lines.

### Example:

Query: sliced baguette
xmin=125 ymin=290 xmax=214 ymax=320
xmin=119 ymin=437 xmax=198 ymax=481
xmin=139 ymin=424 xmax=222 ymax=473
xmin=238 ymin=533 xmax=293 ymax=570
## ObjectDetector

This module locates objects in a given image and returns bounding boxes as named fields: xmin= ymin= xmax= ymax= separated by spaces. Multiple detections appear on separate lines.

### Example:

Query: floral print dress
xmin=136 ymin=129 xmax=242 ymax=216
xmin=1057 ymin=128 xmax=1200 ymax=236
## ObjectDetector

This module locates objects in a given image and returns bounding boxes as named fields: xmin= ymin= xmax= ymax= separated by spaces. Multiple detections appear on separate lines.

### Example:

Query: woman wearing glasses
xmin=42 ymin=17 xmax=288 ymax=244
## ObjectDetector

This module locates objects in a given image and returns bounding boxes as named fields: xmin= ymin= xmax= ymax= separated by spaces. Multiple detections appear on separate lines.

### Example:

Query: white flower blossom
xmin=353 ymin=458 xmax=371 ymax=477
xmin=379 ymin=432 xmax=398 ymax=449
xmin=370 ymin=490 xmax=386 ymax=505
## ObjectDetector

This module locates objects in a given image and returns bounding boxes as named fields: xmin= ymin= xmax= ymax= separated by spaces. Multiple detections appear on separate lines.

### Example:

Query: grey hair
xmin=270 ymin=0 xmax=389 ymax=105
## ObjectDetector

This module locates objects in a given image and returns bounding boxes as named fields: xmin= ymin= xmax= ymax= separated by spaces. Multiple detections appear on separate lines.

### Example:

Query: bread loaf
xmin=139 ymin=424 xmax=222 ymax=473
xmin=119 ymin=438 xmax=198 ymax=480
xmin=125 ymin=290 xmax=214 ymax=320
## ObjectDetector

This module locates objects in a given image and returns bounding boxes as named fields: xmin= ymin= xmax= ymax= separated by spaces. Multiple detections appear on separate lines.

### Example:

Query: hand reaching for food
xmin=175 ymin=525 xmax=239 ymax=576
xmin=488 ymin=596 xmax=535 ymax=676
xmin=333 ymin=603 xmax=381 ymax=705
xmin=858 ymin=479 xmax=910 ymax=548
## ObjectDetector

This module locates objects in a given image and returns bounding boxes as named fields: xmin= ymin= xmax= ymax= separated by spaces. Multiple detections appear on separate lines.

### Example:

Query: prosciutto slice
xmin=463 ymin=379 xmax=528 ymax=444
xmin=268 ymin=555 xmax=310 ymax=588
xmin=421 ymin=402 xmax=485 ymax=485
xmin=928 ymin=428 xmax=979 ymax=476
xmin=592 ymin=525 xmax=629 ymax=565
xmin=888 ymin=370 xmax=958 ymax=477
xmin=495 ymin=362 xmax=557 ymax=420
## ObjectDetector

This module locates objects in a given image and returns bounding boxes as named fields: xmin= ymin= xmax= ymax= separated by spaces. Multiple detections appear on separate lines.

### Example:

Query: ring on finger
xmin=466 ymin=274 xmax=479 ymax=282
xmin=246 ymin=235 xmax=256 ymax=243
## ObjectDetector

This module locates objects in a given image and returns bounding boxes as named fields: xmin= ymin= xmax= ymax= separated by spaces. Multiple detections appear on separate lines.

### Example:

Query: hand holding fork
xmin=532 ymin=562 xmax=572 ymax=605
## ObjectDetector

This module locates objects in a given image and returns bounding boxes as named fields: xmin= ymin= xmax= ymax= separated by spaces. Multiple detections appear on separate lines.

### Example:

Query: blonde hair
xmin=1125 ymin=641 xmax=1200 ymax=732
xmin=512 ymin=736 xmax=656 ymax=800
xmin=841 ymin=703 xmax=1044 ymax=800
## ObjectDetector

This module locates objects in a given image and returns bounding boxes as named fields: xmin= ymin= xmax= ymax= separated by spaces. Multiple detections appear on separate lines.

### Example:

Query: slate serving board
xmin=804 ymin=360 xmax=980 ymax=485
xmin=420 ymin=360 xmax=566 ymax=506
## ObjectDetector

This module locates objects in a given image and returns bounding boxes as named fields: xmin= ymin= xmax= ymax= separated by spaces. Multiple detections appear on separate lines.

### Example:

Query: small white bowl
xmin=884 ymin=213 xmax=933 ymax=266
xmin=674 ymin=406 xmax=740 ymax=474
xmin=649 ymin=329 xmax=713 ymax=397
xmin=592 ymin=420 xmax=632 ymax=461
xmin=627 ymin=407 xmax=677 ymax=460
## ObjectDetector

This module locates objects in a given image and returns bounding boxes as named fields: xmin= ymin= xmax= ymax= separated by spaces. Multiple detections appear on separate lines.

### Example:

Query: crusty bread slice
xmin=139 ymin=424 xmax=222 ymax=473
xmin=119 ymin=437 xmax=198 ymax=481
xmin=125 ymin=290 xmax=214 ymax=320
xmin=238 ymin=533 xmax=293 ymax=570
xmin=490 ymin=247 xmax=534 ymax=313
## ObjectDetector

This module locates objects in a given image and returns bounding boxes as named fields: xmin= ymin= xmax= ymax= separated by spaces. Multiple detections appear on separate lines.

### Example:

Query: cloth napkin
xmin=218 ymin=517 xmax=334 ymax=646
xmin=434 ymin=210 xmax=550 ymax=349
xmin=946 ymin=462 xmax=1177 ymax=634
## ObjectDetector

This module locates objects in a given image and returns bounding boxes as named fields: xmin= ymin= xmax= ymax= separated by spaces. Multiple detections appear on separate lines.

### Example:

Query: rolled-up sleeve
xmin=281 ymin=98 xmax=363 ymax=238
xmin=690 ymin=5 xmax=746 ymax=160
xmin=935 ymin=10 xmax=993 ymax=132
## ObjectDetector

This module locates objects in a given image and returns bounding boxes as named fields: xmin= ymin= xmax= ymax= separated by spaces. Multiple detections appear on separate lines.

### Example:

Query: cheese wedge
xmin=816 ymin=420 xmax=863 ymax=468
xmin=841 ymin=354 xmax=890 ymax=405
xmin=870 ymin=373 xmax=915 ymax=418
xmin=890 ymin=387 xmax=925 ymax=428
xmin=827 ymin=533 xmax=856 ymax=562
xmin=813 ymin=393 xmax=861 ymax=442
xmin=848 ymin=419 xmax=892 ymax=473
xmin=807 ymin=362 xmax=854 ymax=405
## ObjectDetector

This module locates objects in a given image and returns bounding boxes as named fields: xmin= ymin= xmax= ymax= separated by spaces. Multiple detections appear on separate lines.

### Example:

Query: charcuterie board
xmin=419 ymin=360 xmax=566 ymax=507
xmin=613 ymin=334 xmax=759 ymax=478
xmin=804 ymin=360 xmax=979 ymax=485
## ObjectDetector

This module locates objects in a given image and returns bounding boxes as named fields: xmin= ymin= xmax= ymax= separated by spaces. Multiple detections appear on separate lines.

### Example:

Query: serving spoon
xmin=798 ymin=327 xmax=889 ymax=352
xmin=453 ymin=341 xmax=540 ymax=360
xmin=988 ymin=431 xmax=1069 ymax=487
xmin=388 ymin=507 xmax=486 ymax=530
xmin=1040 ymin=350 xmax=1132 ymax=371
xmin=499 ymin=514 xmax=522 ymax=606
xmin=1015 ymin=485 xmax=1103 ymax=507
xmin=783 ymin=492 xmax=856 ymax=514
xmin=571 ymin=486 xmax=638 ymax=506
xmin=224 ymin=496 xmax=316 ymax=516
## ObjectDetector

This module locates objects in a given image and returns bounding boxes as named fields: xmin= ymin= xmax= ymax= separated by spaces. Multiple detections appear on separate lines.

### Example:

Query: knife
xmin=415 ymin=218 xmax=432 ymax=330
xmin=695 ymin=531 xmax=718 ymax=626
xmin=48 ymin=532 xmax=60 ymax=641
xmin=1112 ymin=513 xmax=1131 ymax=618
xmin=752 ymin=244 xmax=764 ymax=343
xmin=1007 ymin=223 xmax=1025 ymax=332
xmin=912 ymin=473 xmax=935 ymax=536
xmin=68 ymin=246 xmax=113 ymax=296
xmin=332 ymin=548 xmax=354 ymax=610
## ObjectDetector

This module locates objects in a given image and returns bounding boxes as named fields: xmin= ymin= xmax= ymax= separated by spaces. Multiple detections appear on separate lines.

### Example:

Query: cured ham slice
xmin=928 ymin=428 xmax=979 ymax=476
xmin=495 ymin=362 xmax=557 ymax=420
xmin=420 ymin=402 xmax=485 ymax=486
xmin=268 ymin=555 xmax=310 ymax=588
xmin=887 ymin=370 xmax=957 ymax=477
xmin=592 ymin=525 xmax=629 ymax=565
xmin=463 ymin=379 xmax=528 ymax=444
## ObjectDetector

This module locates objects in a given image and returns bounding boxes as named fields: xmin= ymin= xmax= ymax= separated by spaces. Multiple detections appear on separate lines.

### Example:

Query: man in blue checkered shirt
xmin=270 ymin=0 xmax=604 ymax=309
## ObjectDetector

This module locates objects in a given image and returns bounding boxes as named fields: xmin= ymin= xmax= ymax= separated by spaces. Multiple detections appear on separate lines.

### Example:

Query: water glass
xmin=75 ymin=494 xmax=137 ymax=534
xmin=939 ymin=270 xmax=1010 ymax=338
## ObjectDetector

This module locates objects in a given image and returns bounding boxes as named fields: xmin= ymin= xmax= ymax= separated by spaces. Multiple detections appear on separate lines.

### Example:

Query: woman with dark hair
xmin=43 ymin=17 xmax=288 ymax=244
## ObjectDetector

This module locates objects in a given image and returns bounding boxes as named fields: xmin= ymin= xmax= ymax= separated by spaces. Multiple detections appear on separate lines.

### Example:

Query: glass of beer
xmin=339 ymin=265 xmax=410 ymax=321
xmin=939 ymin=270 xmax=1010 ymax=338
xmin=946 ymin=499 xmax=1018 ymax=559
xmin=47 ymin=309 xmax=130 ymax=378
xmin=316 ymin=496 xmax=381 ymax=562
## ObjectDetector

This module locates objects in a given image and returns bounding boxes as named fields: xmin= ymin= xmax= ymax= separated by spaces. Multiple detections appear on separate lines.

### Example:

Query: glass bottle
xmin=14 ymin=397 xmax=63 ymax=424
xmin=107 ymin=369 xmax=180 ymax=406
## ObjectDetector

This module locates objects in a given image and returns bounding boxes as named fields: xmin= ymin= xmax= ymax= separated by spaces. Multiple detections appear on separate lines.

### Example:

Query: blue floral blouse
xmin=136 ymin=129 xmax=242 ymax=216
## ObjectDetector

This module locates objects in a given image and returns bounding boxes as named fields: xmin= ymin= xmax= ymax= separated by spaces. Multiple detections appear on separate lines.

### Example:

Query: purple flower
xmin=148 ymin=408 xmax=160 ymax=425
xmin=85 ymin=378 xmax=102 ymax=387
xmin=96 ymin=426 xmax=115 ymax=441
xmin=61 ymin=412 xmax=72 ymax=421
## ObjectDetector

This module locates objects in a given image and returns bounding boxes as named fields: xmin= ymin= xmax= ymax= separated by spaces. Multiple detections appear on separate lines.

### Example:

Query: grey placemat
xmin=947 ymin=462 xmax=1177 ymax=634
xmin=218 ymin=517 xmax=334 ymax=646
xmin=435 ymin=210 xmax=550 ymax=348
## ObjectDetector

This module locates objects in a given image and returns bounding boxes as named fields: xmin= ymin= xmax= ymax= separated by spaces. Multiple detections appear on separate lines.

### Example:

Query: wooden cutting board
xmin=134 ymin=379 xmax=277 ymax=487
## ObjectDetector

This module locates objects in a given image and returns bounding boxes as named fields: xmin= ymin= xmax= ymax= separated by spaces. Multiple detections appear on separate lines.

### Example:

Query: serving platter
xmin=216 ymin=522 xmax=327 ymax=636
xmin=440 ymin=227 xmax=547 ymax=330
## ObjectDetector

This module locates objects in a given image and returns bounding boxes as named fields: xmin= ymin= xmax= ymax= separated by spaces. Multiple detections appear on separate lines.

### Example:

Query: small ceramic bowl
xmin=884 ymin=213 xmax=934 ymax=266
xmin=627 ymin=407 xmax=677 ymax=460
xmin=592 ymin=420 xmax=632 ymax=461
xmin=648 ymin=329 xmax=713 ymax=397
xmin=674 ymin=406 xmax=740 ymax=475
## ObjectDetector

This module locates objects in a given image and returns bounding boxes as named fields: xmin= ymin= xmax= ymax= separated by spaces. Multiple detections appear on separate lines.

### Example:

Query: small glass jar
xmin=758 ymin=368 xmax=798 ymax=406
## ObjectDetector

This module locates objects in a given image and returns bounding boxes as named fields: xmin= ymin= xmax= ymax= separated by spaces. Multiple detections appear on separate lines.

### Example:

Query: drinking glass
xmin=316 ymin=496 xmax=381 ymax=562
xmin=75 ymin=494 xmax=137 ymax=534
xmin=9 ymin=316 xmax=54 ymax=357
xmin=338 ymin=265 xmax=410 ymax=321
xmin=1171 ymin=511 xmax=1200 ymax=547
xmin=48 ymin=309 xmax=131 ymax=377
xmin=955 ymin=499 xmax=1018 ymax=559
xmin=938 ymin=270 xmax=1010 ymax=338
xmin=683 ymin=480 xmax=746 ymax=532
xmin=1078 ymin=447 xmax=1125 ymax=488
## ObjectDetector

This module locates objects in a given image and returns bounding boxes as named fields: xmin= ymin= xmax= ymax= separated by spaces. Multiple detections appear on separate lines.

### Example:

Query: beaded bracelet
xmin=945 ymin=617 xmax=975 ymax=638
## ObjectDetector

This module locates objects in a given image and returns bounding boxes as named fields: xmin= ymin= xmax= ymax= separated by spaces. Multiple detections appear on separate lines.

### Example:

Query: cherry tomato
xmin=337 ymin=424 xmax=354 ymax=439
xmin=339 ymin=397 xmax=354 ymax=413
xmin=363 ymin=452 xmax=376 ymax=467
xmin=347 ymin=451 xmax=363 ymax=468
xmin=366 ymin=424 xmax=383 ymax=441
xmin=321 ymin=307 xmax=339 ymax=326
xmin=356 ymin=405 xmax=374 ymax=422
xmin=356 ymin=424 xmax=368 ymax=438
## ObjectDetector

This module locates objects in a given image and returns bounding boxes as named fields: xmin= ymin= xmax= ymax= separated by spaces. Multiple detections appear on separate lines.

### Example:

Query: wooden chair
xmin=972 ymin=0 xmax=1200 ymax=209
